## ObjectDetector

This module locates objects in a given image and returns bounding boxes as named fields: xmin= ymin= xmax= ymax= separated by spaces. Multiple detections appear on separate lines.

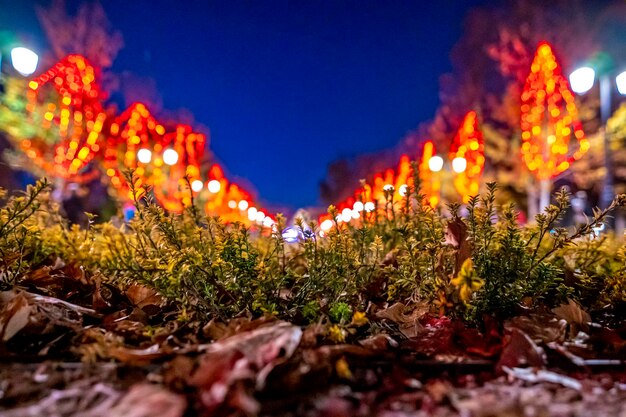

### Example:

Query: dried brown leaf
xmin=552 ymin=299 xmax=591 ymax=336
xmin=0 ymin=292 xmax=32 ymax=342
xmin=125 ymin=284 xmax=164 ymax=310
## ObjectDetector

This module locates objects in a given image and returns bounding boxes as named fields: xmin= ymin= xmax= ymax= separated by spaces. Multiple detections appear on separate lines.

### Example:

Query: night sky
xmin=1 ymin=0 xmax=485 ymax=210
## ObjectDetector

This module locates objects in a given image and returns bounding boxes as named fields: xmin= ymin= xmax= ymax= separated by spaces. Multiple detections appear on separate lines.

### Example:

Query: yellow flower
xmin=450 ymin=258 xmax=484 ymax=303
xmin=351 ymin=311 xmax=368 ymax=327
xmin=328 ymin=324 xmax=346 ymax=343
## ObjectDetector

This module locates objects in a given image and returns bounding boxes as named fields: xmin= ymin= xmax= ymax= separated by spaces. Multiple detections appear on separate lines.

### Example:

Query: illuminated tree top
xmin=520 ymin=41 xmax=589 ymax=180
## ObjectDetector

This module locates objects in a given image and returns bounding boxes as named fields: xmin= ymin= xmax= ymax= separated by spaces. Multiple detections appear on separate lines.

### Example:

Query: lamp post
xmin=569 ymin=63 xmax=626 ymax=219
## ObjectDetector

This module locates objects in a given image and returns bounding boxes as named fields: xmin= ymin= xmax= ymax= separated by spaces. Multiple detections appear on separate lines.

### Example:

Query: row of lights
xmin=136 ymin=145 xmax=275 ymax=227
xmin=427 ymin=155 xmax=467 ymax=173
xmin=136 ymin=147 xmax=179 ymax=165
xmin=318 ymin=154 xmax=469 ymax=233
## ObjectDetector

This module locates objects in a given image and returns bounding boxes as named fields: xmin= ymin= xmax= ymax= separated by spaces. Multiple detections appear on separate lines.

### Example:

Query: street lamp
xmin=569 ymin=63 xmax=626 ymax=215
xmin=9 ymin=47 xmax=39 ymax=76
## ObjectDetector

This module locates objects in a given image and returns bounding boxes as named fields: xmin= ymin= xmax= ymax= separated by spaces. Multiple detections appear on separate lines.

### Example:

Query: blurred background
xmin=0 ymin=0 xmax=625 ymax=231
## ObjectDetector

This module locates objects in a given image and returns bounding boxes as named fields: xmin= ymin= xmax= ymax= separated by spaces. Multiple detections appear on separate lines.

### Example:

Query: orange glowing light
xmin=449 ymin=111 xmax=484 ymax=202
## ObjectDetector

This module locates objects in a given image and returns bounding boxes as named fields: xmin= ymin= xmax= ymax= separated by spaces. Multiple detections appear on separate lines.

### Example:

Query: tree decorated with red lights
xmin=104 ymin=102 xmax=206 ymax=212
xmin=22 ymin=55 xmax=108 ymax=182
xmin=103 ymin=102 xmax=165 ymax=200
xmin=0 ymin=47 xmax=274 ymax=226
xmin=520 ymin=42 xmax=589 ymax=182
xmin=520 ymin=42 xmax=589 ymax=211
xmin=153 ymin=124 xmax=205 ymax=212
xmin=450 ymin=111 xmax=485 ymax=202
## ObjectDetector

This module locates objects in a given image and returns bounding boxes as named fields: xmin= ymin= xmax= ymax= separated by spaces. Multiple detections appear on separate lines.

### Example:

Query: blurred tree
xmin=36 ymin=0 xmax=123 ymax=91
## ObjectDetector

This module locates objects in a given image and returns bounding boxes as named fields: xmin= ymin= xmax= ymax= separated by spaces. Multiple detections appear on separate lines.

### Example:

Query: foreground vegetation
xmin=2 ymin=171 xmax=625 ymax=328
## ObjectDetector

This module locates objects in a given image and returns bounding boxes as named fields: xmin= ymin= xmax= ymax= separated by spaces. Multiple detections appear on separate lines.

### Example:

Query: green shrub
xmin=1 ymin=170 xmax=625 ymax=325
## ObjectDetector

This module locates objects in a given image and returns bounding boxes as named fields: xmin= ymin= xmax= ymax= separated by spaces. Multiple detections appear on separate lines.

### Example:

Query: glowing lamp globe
xmin=238 ymin=200 xmax=249 ymax=211
xmin=364 ymin=201 xmax=375 ymax=212
xmin=228 ymin=200 xmax=237 ymax=209
xmin=191 ymin=180 xmax=203 ymax=192
xmin=341 ymin=208 xmax=352 ymax=222
xmin=353 ymin=201 xmax=364 ymax=212
xmin=162 ymin=148 xmax=179 ymax=165
xmin=263 ymin=217 xmax=274 ymax=228
xmin=320 ymin=219 xmax=334 ymax=231
xmin=452 ymin=157 xmax=467 ymax=173
xmin=137 ymin=148 xmax=152 ymax=164
xmin=428 ymin=156 xmax=444 ymax=172
xmin=10 ymin=47 xmax=39 ymax=76
xmin=617 ymin=71 xmax=626 ymax=96
xmin=568 ymin=67 xmax=595 ymax=94
xmin=255 ymin=211 xmax=265 ymax=223
xmin=399 ymin=184 xmax=408 ymax=197
xmin=247 ymin=206 xmax=257 ymax=221
xmin=207 ymin=179 xmax=221 ymax=193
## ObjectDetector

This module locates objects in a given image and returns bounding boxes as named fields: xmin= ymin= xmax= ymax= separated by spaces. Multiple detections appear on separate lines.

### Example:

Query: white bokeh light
xmin=364 ymin=202 xmax=375 ymax=212
xmin=399 ymin=184 xmax=409 ymax=197
xmin=228 ymin=200 xmax=237 ymax=209
xmin=207 ymin=179 xmax=221 ymax=193
xmin=428 ymin=156 xmax=444 ymax=172
xmin=191 ymin=180 xmax=203 ymax=192
xmin=263 ymin=217 xmax=274 ymax=228
xmin=569 ymin=67 xmax=595 ymax=94
xmin=10 ymin=47 xmax=39 ymax=76
xmin=341 ymin=208 xmax=352 ymax=223
xmin=616 ymin=70 xmax=626 ymax=96
xmin=238 ymin=200 xmax=249 ymax=211
xmin=353 ymin=201 xmax=364 ymax=212
xmin=162 ymin=148 xmax=179 ymax=166
xmin=247 ymin=207 xmax=258 ymax=222
xmin=137 ymin=148 xmax=152 ymax=164
xmin=320 ymin=219 xmax=334 ymax=231
xmin=452 ymin=157 xmax=467 ymax=173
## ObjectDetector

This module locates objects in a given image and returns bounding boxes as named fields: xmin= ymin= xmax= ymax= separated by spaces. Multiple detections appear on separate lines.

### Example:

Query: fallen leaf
xmin=125 ymin=284 xmax=164 ymax=311
xmin=93 ymin=383 xmax=186 ymax=417
xmin=0 ymin=292 xmax=32 ymax=342
xmin=496 ymin=328 xmax=545 ymax=372
xmin=191 ymin=321 xmax=302 ymax=412
xmin=505 ymin=314 xmax=566 ymax=344
xmin=552 ymin=299 xmax=591 ymax=336
xmin=375 ymin=302 xmax=427 ymax=338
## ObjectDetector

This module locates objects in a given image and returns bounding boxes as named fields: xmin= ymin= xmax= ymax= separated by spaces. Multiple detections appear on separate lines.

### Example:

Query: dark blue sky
xmin=2 ymin=0 xmax=484 ymax=209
